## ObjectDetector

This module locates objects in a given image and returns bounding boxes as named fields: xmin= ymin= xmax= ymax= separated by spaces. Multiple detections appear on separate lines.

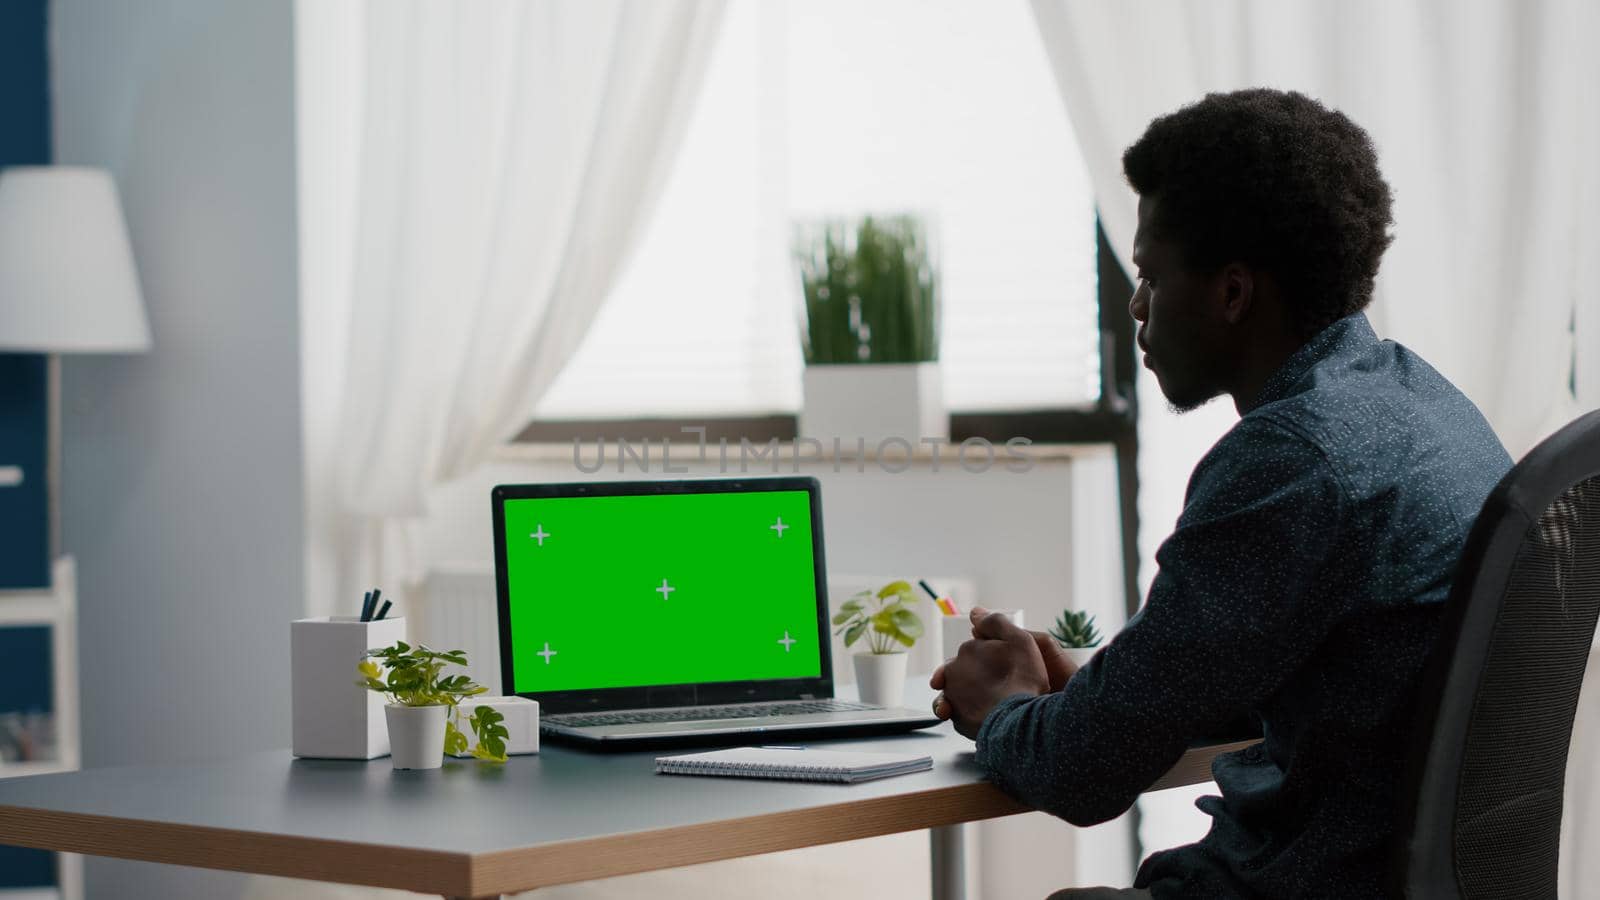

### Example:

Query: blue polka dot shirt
xmin=975 ymin=313 xmax=1512 ymax=899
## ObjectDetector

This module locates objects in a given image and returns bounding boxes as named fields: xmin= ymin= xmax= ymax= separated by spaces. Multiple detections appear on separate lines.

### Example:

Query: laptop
xmin=491 ymin=476 xmax=942 ymax=748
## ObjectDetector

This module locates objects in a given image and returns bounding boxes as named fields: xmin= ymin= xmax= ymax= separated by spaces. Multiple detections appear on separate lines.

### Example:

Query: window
xmin=534 ymin=0 xmax=1101 ymax=421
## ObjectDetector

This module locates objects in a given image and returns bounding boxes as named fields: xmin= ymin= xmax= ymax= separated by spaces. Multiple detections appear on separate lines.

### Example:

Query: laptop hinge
xmin=645 ymin=685 xmax=697 ymax=707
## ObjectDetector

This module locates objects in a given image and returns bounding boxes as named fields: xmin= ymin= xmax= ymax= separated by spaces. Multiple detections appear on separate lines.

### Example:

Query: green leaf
xmin=891 ymin=608 xmax=924 ymax=639
xmin=871 ymin=608 xmax=903 ymax=633
xmin=470 ymin=707 xmax=509 ymax=763
xmin=444 ymin=720 xmax=468 ymax=756
xmin=843 ymin=620 xmax=868 ymax=647
xmin=877 ymin=580 xmax=913 ymax=600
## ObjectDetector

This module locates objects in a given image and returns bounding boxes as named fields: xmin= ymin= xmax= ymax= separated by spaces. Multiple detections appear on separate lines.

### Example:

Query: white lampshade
xmin=0 ymin=166 xmax=150 ymax=353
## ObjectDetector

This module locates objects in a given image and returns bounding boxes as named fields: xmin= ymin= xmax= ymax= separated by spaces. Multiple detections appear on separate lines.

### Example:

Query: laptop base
xmin=543 ymin=712 xmax=942 ymax=752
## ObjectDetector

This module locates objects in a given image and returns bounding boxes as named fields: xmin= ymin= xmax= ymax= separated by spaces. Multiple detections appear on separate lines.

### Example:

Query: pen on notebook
xmin=375 ymin=599 xmax=392 ymax=621
xmin=918 ymin=579 xmax=959 ymax=616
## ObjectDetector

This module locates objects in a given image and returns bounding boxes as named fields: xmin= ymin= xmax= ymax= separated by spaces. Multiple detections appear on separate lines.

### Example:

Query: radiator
xmin=412 ymin=565 xmax=502 ymax=694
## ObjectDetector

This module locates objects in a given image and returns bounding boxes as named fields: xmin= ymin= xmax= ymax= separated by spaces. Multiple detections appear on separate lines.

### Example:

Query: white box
xmin=451 ymin=696 xmax=539 ymax=757
xmin=291 ymin=616 xmax=407 ymax=759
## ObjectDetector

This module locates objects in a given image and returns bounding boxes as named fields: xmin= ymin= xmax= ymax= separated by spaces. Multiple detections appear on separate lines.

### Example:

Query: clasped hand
xmin=929 ymin=606 xmax=1079 ymax=739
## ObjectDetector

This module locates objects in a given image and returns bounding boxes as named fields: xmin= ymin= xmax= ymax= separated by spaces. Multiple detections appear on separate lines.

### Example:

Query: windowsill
xmin=493 ymin=438 xmax=1096 ymax=465
xmin=512 ymin=406 xmax=1134 ymax=449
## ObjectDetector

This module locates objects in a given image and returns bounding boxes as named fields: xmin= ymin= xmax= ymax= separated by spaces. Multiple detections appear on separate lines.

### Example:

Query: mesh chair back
xmin=1395 ymin=410 xmax=1600 ymax=899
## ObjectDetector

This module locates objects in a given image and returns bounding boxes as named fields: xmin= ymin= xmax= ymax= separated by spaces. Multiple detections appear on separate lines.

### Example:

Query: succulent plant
xmin=1049 ymin=609 xmax=1103 ymax=649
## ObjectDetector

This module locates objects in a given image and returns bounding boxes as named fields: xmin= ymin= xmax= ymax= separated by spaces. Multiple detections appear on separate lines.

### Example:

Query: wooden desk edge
xmin=0 ymin=806 xmax=473 ymax=895
xmin=0 ymin=741 xmax=1254 ymax=898
xmin=469 ymin=739 xmax=1255 ymax=895
xmin=1149 ymin=739 xmax=1256 ymax=793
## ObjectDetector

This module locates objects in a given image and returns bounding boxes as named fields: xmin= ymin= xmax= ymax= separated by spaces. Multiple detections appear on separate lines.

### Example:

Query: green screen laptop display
xmin=502 ymin=489 xmax=821 ymax=694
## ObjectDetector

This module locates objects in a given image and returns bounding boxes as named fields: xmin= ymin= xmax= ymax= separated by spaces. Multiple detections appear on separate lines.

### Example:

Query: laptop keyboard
xmin=546 ymin=699 xmax=881 ymax=728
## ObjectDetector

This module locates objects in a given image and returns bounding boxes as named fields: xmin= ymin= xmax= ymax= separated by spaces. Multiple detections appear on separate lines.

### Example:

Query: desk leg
xmin=930 ymin=823 xmax=966 ymax=900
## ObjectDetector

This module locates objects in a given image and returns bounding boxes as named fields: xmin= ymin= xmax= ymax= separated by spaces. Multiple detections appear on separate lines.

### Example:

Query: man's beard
xmin=1167 ymin=392 xmax=1224 ymax=415
xmin=1160 ymin=372 xmax=1225 ymax=414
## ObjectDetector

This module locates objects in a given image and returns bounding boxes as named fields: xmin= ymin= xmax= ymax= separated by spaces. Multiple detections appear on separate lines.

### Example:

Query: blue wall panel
xmin=0 ymin=354 xmax=50 ymax=588
xmin=0 ymin=625 xmax=54 ymax=883
xmin=0 ymin=0 xmax=51 ymax=590
xmin=0 ymin=0 xmax=61 ymax=888
xmin=0 ymin=0 xmax=50 ymax=162
xmin=0 ymin=625 xmax=52 ymax=716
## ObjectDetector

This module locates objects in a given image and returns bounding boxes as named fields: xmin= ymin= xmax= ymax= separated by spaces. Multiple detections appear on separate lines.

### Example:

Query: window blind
xmin=536 ymin=0 xmax=1099 ymax=420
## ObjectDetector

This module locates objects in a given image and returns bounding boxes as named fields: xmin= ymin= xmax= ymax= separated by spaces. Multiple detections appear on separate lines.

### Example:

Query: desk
xmin=0 ymin=727 xmax=1251 ymax=899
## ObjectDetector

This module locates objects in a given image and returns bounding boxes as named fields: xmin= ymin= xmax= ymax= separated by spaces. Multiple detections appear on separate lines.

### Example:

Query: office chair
xmin=1392 ymin=409 xmax=1600 ymax=898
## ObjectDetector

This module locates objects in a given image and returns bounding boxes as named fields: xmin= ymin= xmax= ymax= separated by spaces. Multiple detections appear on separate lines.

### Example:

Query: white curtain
xmin=297 ymin=0 xmax=727 ymax=619
xmin=1029 ymin=0 xmax=1600 ymax=888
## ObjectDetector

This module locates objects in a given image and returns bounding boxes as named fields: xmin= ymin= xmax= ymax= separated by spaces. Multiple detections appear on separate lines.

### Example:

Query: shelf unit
xmin=0 ymin=556 xmax=82 ymax=900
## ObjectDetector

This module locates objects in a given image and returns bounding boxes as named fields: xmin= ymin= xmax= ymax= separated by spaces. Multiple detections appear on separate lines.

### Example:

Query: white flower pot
xmin=801 ymin=362 xmax=947 ymax=446
xmin=385 ymin=704 xmax=447 ymax=770
xmin=1062 ymin=646 xmax=1099 ymax=670
xmin=853 ymin=651 xmax=910 ymax=708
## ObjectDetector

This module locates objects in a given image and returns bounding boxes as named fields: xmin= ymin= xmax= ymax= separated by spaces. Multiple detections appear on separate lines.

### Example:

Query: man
xmin=931 ymin=89 xmax=1512 ymax=899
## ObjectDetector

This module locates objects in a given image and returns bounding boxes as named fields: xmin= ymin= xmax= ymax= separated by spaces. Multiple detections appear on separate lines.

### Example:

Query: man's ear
xmin=1216 ymin=263 xmax=1254 ymax=325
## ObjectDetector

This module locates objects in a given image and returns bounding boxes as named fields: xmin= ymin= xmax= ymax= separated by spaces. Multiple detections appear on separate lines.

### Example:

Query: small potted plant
xmin=1049 ymin=609 xmax=1103 ymax=669
xmin=793 ymin=214 xmax=944 ymax=443
xmin=357 ymin=641 xmax=510 ymax=770
xmin=832 ymin=579 xmax=924 ymax=707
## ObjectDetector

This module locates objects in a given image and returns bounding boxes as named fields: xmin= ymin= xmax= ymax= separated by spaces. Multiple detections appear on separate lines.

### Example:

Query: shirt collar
xmin=1252 ymin=312 xmax=1379 ymax=408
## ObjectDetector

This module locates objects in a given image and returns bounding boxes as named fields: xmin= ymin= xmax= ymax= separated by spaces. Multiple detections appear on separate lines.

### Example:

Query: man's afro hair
xmin=1123 ymin=89 xmax=1395 ymax=338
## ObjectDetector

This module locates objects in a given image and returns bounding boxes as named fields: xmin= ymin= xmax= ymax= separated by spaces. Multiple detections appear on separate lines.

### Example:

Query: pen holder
xmin=937 ymin=608 xmax=1024 ymax=663
xmin=292 ymin=616 xmax=407 ymax=760
xmin=938 ymin=614 xmax=969 ymax=664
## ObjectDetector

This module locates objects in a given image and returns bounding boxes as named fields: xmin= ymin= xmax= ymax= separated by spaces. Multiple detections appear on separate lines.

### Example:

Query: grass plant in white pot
xmin=794 ymin=215 xmax=944 ymax=445
xmin=358 ymin=641 xmax=510 ymax=770
xmin=832 ymin=580 xmax=925 ymax=708
xmin=1048 ymin=609 xmax=1104 ymax=669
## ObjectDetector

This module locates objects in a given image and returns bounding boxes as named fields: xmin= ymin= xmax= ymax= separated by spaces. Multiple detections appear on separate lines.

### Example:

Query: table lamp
xmin=0 ymin=166 xmax=151 ymax=570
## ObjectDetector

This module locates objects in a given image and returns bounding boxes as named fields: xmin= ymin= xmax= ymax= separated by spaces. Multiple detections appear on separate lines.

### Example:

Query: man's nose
xmin=1128 ymin=286 xmax=1147 ymax=323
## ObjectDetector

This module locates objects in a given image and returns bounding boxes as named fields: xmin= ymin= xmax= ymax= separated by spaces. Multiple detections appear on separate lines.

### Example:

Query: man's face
xmin=1128 ymin=196 xmax=1230 ymax=412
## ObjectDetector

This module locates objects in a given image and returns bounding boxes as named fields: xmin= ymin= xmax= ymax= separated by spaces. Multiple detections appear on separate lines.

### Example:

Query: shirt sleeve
xmin=974 ymin=415 xmax=1349 ymax=826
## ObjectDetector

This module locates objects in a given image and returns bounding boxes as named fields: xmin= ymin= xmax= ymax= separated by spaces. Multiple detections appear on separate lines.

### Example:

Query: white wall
xmin=51 ymin=0 xmax=301 ymax=897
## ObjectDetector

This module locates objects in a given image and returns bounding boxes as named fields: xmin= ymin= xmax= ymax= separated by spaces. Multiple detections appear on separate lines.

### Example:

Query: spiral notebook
xmin=655 ymin=746 xmax=934 ymax=783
